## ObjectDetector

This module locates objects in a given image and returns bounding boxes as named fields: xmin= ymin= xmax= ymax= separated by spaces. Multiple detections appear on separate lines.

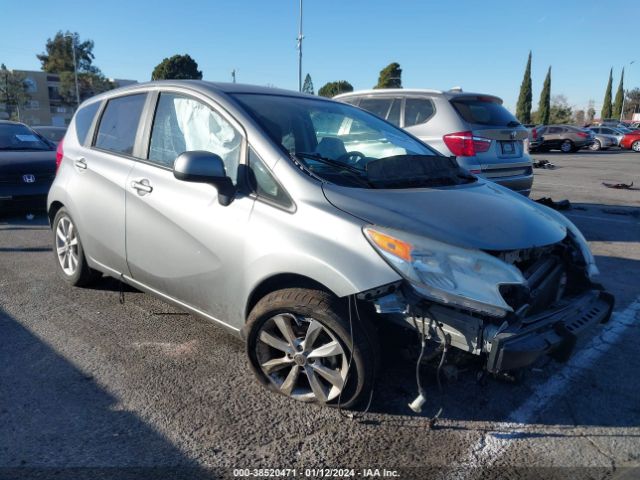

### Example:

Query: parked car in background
xmin=619 ymin=130 xmax=640 ymax=152
xmin=47 ymin=81 xmax=613 ymax=407
xmin=535 ymin=125 xmax=594 ymax=153
xmin=589 ymin=126 xmax=625 ymax=146
xmin=587 ymin=130 xmax=618 ymax=151
xmin=334 ymin=89 xmax=533 ymax=196
xmin=0 ymin=120 xmax=57 ymax=212
xmin=33 ymin=125 xmax=67 ymax=146
xmin=524 ymin=124 xmax=543 ymax=152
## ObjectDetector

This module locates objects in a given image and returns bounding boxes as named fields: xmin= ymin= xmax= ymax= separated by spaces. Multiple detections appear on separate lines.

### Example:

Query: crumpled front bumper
xmin=486 ymin=289 xmax=615 ymax=373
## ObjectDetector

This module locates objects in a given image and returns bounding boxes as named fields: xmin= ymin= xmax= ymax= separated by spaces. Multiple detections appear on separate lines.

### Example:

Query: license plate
xmin=501 ymin=141 xmax=515 ymax=154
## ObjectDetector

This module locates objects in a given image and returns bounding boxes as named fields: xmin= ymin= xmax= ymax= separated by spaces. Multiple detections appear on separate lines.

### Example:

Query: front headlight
xmin=364 ymin=226 xmax=526 ymax=317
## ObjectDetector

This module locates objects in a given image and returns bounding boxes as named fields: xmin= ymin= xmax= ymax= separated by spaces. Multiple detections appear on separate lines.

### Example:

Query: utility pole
xmin=297 ymin=0 xmax=304 ymax=92
xmin=231 ymin=69 xmax=236 ymax=83
xmin=68 ymin=34 xmax=80 ymax=107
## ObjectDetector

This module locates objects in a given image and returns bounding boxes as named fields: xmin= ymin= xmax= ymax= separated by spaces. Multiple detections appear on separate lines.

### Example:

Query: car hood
xmin=0 ymin=150 xmax=56 ymax=174
xmin=322 ymin=180 xmax=567 ymax=251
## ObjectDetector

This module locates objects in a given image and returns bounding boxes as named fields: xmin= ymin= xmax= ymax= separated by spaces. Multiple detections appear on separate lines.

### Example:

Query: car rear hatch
xmin=448 ymin=95 xmax=531 ymax=180
xmin=0 ymin=150 xmax=56 ymax=199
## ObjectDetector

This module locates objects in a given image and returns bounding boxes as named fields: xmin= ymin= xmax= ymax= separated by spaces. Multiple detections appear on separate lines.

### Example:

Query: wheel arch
xmin=48 ymin=201 xmax=64 ymax=227
xmin=244 ymin=273 xmax=336 ymax=323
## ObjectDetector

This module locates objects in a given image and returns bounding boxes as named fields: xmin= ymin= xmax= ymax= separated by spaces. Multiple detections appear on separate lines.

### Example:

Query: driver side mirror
xmin=173 ymin=151 xmax=236 ymax=206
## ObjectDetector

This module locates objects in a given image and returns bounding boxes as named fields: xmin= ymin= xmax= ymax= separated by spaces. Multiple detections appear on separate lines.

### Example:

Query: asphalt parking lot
xmin=1 ymin=150 xmax=639 ymax=480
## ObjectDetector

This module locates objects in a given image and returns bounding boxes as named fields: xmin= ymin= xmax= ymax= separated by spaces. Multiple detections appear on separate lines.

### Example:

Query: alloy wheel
xmin=633 ymin=141 xmax=640 ymax=152
xmin=55 ymin=216 xmax=79 ymax=276
xmin=561 ymin=140 xmax=573 ymax=153
xmin=255 ymin=312 xmax=349 ymax=402
xmin=589 ymin=140 xmax=601 ymax=151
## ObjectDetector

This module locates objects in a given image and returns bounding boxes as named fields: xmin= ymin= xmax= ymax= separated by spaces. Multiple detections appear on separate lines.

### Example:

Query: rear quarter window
xmin=94 ymin=93 xmax=147 ymax=156
xmin=404 ymin=98 xmax=435 ymax=127
xmin=74 ymin=102 xmax=101 ymax=145
xmin=450 ymin=97 xmax=518 ymax=127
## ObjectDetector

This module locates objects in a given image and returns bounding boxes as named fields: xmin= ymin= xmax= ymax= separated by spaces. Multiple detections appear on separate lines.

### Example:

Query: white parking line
xmin=455 ymin=297 xmax=640 ymax=473
xmin=565 ymin=212 xmax=639 ymax=225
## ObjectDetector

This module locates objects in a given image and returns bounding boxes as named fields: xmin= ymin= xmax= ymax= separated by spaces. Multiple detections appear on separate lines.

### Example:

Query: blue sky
xmin=0 ymin=0 xmax=637 ymax=113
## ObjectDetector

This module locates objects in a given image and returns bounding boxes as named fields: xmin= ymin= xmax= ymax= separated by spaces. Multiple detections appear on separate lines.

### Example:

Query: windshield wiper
xmin=294 ymin=152 xmax=365 ymax=175
xmin=0 ymin=146 xmax=50 ymax=151
xmin=506 ymin=121 xmax=521 ymax=127
xmin=293 ymin=152 xmax=374 ymax=188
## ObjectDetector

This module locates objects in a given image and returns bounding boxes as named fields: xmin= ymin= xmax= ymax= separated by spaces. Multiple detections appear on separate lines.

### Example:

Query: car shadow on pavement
xmin=0 ymin=306 xmax=216 ymax=480
xmin=561 ymin=203 xmax=640 ymax=243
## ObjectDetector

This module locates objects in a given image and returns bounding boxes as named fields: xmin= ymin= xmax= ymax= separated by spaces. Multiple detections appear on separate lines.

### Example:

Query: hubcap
xmin=255 ymin=313 xmax=348 ymax=402
xmin=56 ymin=216 xmax=79 ymax=276
xmin=561 ymin=141 xmax=571 ymax=152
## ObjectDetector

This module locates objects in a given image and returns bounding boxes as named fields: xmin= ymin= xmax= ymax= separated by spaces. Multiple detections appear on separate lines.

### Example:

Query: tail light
xmin=442 ymin=131 xmax=492 ymax=157
xmin=55 ymin=137 xmax=65 ymax=173
xmin=576 ymin=132 xmax=588 ymax=138
xmin=532 ymin=128 xmax=538 ymax=140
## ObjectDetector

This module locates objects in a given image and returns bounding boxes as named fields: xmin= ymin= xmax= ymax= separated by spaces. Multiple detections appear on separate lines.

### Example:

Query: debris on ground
xmin=533 ymin=159 xmax=555 ymax=169
xmin=535 ymin=197 xmax=572 ymax=210
xmin=602 ymin=181 xmax=634 ymax=189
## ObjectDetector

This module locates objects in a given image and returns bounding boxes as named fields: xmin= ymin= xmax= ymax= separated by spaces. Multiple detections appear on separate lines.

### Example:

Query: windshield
xmin=0 ymin=123 xmax=53 ymax=151
xmin=232 ymin=93 xmax=473 ymax=189
xmin=450 ymin=96 xmax=520 ymax=127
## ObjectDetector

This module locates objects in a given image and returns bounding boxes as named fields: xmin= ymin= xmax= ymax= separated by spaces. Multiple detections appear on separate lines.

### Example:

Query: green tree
xmin=601 ymin=68 xmax=613 ymax=120
xmin=537 ymin=67 xmax=551 ymax=125
xmin=151 ymin=54 xmax=202 ymax=80
xmin=302 ymin=73 xmax=314 ymax=95
xmin=515 ymin=51 xmax=533 ymax=123
xmin=613 ymin=68 xmax=625 ymax=119
xmin=0 ymin=64 xmax=30 ymax=121
xmin=549 ymin=95 xmax=573 ymax=124
xmin=374 ymin=62 xmax=402 ymax=89
xmin=36 ymin=31 xmax=113 ymax=104
xmin=318 ymin=80 xmax=353 ymax=98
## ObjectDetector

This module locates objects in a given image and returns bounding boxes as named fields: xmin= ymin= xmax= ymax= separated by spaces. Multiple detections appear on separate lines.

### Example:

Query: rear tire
xmin=589 ymin=140 xmax=601 ymax=151
xmin=560 ymin=140 xmax=574 ymax=153
xmin=246 ymin=288 xmax=377 ymax=409
xmin=52 ymin=208 xmax=101 ymax=286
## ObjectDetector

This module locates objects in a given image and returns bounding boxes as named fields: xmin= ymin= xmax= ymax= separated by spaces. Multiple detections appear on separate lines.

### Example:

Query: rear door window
xmin=386 ymin=99 xmax=401 ymax=126
xmin=358 ymin=97 xmax=393 ymax=120
xmin=404 ymin=98 xmax=435 ymax=127
xmin=75 ymin=101 xmax=101 ymax=145
xmin=450 ymin=96 xmax=518 ymax=126
xmin=94 ymin=94 xmax=147 ymax=155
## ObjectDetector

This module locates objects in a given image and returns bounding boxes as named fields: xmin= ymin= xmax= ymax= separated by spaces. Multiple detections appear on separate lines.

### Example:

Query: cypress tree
xmin=537 ymin=67 xmax=551 ymax=125
xmin=515 ymin=51 xmax=533 ymax=123
xmin=613 ymin=68 xmax=625 ymax=119
xmin=601 ymin=68 xmax=613 ymax=120
xmin=302 ymin=73 xmax=314 ymax=95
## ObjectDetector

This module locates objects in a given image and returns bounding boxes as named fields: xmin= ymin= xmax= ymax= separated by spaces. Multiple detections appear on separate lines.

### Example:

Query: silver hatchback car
xmin=48 ymin=81 xmax=613 ymax=408
xmin=334 ymin=89 xmax=534 ymax=196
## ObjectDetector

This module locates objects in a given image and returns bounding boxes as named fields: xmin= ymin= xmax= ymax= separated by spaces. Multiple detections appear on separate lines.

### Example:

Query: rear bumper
xmin=486 ymin=289 xmax=614 ymax=373
xmin=483 ymin=172 xmax=533 ymax=197
xmin=0 ymin=185 xmax=50 ymax=214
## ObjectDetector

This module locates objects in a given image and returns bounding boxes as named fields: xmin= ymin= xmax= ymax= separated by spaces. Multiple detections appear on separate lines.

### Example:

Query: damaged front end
xmin=360 ymin=226 xmax=615 ymax=374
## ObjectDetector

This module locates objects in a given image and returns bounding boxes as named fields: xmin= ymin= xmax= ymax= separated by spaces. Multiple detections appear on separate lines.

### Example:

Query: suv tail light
xmin=576 ymin=132 xmax=588 ymax=139
xmin=55 ymin=137 xmax=65 ymax=173
xmin=442 ymin=131 xmax=492 ymax=156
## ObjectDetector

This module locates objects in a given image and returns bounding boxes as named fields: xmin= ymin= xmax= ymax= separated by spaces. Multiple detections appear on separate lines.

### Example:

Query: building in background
xmin=0 ymin=70 xmax=136 ymax=126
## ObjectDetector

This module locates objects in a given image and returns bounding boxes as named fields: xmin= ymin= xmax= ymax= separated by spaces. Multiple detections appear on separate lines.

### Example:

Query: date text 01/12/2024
xmin=232 ymin=468 xmax=401 ymax=477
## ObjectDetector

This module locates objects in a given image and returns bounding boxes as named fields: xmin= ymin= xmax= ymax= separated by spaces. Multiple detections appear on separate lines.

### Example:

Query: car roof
xmin=87 ymin=80 xmax=318 ymax=104
xmin=334 ymin=88 xmax=503 ymax=103
xmin=0 ymin=119 xmax=26 ymax=126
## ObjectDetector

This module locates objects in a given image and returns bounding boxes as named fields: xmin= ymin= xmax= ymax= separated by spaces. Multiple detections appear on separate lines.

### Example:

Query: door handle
xmin=131 ymin=179 xmax=153 ymax=194
xmin=74 ymin=158 xmax=87 ymax=169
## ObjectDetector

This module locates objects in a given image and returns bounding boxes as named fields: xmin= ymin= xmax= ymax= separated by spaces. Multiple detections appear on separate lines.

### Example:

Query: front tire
xmin=589 ymin=140 xmax=601 ymax=151
xmin=52 ymin=208 xmax=101 ymax=286
xmin=246 ymin=288 xmax=377 ymax=408
xmin=632 ymin=140 xmax=640 ymax=152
